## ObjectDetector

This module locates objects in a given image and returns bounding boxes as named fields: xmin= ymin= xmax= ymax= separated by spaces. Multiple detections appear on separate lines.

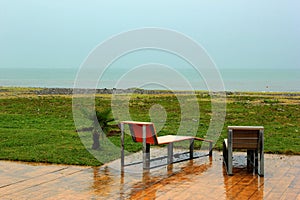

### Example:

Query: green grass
xmin=0 ymin=88 xmax=299 ymax=166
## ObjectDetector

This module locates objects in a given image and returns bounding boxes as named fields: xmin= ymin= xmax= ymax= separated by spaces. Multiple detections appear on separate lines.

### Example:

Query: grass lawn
xmin=0 ymin=87 xmax=299 ymax=166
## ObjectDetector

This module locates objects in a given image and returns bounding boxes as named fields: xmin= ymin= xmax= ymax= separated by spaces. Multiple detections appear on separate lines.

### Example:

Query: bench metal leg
xmin=247 ymin=150 xmax=253 ymax=170
xmin=120 ymin=123 xmax=125 ymax=170
xmin=222 ymin=141 xmax=226 ymax=163
xmin=254 ymin=149 xmax=258 ymax=174
xmin=259 ymin=149 xmax=264 ymax=176
xmin=247 ymin=149 xmax=259 ymax=174
xmin=167 ymin=143 xmax=173 ymax=164
xmin=227 ymin=129 xmax=233 ymax=175
xmin=259 ymin=129 xmax=264 ymax=176
xmin=143 ymin=143 xmax=150 ymax=169
xmin=259 ymin=150 xmax=264 ymax=176
xmin=189 ymin=139 xmax=194 ymax=159
xmin=142 ymin=125 xmax=150 ymax=169
xmin=209 ymin=142 xmax=213 ymax=157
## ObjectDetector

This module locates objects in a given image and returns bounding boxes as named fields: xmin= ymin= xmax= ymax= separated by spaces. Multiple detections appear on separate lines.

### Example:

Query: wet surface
xmin=0 ymin=149 xmax=299 ymax=199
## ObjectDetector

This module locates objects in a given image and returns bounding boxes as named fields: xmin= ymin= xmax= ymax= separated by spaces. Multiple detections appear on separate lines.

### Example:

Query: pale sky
xmin=0 ymin=0 xmax=299 ymax=69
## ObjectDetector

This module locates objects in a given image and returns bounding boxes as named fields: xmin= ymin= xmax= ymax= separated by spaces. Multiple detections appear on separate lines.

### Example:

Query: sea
xmin=0 ymin=67 xmax=299 ymax=92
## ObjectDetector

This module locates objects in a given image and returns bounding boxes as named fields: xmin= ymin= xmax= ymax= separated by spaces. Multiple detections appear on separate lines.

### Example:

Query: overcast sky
xmin=0 ymin=0 xmax=299 ymax=69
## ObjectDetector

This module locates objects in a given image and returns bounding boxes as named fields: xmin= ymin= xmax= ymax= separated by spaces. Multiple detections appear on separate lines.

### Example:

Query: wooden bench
xmin=120 ymin=121 xmax=213 ymax=169
xmin=223 ymin=126 xmax=264 ymax=176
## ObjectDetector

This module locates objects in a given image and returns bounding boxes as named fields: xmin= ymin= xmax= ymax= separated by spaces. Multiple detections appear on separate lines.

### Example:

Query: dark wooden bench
xmin=223 ymin=126 xmax=264 ymax=176
xmin=120 ymin=121 xmax=213 ymax=169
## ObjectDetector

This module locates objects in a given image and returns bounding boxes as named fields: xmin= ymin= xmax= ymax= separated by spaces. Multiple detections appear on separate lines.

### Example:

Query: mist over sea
xmin=0 ymin=67 xmax=299 ymax=92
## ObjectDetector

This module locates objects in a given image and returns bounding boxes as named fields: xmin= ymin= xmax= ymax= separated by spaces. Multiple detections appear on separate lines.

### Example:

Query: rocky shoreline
xmin=1 ymin=86 xmax=300 ymax=97
xmin=34 ymin=88 xmax=197 ymax=95
xmin=0 ymin=87 xmax=197 ymax=95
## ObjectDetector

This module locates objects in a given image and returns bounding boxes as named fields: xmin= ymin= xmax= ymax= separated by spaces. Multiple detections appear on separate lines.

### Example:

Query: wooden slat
xmin=157 ymin=135 xmax=194 ymax=145
xmin=233 ymin=138 xmax=258 ymax=143
xmin=228 ymin=126 xmax=264 ymax=131
xmin=232 ymin=142 xmax=258 ymax=149
xmin=232 ymin=131 xmax=259 ymax=138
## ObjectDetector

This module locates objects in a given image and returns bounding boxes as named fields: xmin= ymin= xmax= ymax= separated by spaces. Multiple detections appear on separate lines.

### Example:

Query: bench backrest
xmin=231 ymin=129 xmax=259 ymax=149
xmin=126 ymin=122 xmax=159 ymax=145
xmin=228 ymin=126 xmax=264 ymax=150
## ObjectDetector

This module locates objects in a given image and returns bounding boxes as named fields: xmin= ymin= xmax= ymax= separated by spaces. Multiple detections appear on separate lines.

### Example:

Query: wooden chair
xmin=223 ymin=126 xmax=264 ymax=176
xmin=120 ymin=121 xmax=213 ymax=169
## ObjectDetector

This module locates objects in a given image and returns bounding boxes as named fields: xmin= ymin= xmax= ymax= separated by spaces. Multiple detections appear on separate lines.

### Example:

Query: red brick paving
xmin=0 ymin=151 xmax=299 ymax=199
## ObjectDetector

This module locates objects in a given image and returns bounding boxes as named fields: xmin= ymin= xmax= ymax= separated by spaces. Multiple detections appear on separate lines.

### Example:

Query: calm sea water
xmin=0 ymin=67 xmax=299 ymax=92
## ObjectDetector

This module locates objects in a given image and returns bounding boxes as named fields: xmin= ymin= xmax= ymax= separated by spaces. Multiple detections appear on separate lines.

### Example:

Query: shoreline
xmin=1 ymin=86 xmax=300 ymax=96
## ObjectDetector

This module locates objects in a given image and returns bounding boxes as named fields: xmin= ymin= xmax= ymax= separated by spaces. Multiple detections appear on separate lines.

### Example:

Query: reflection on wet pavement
xmin=0 ymin=149 xmax=299 ymax=199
